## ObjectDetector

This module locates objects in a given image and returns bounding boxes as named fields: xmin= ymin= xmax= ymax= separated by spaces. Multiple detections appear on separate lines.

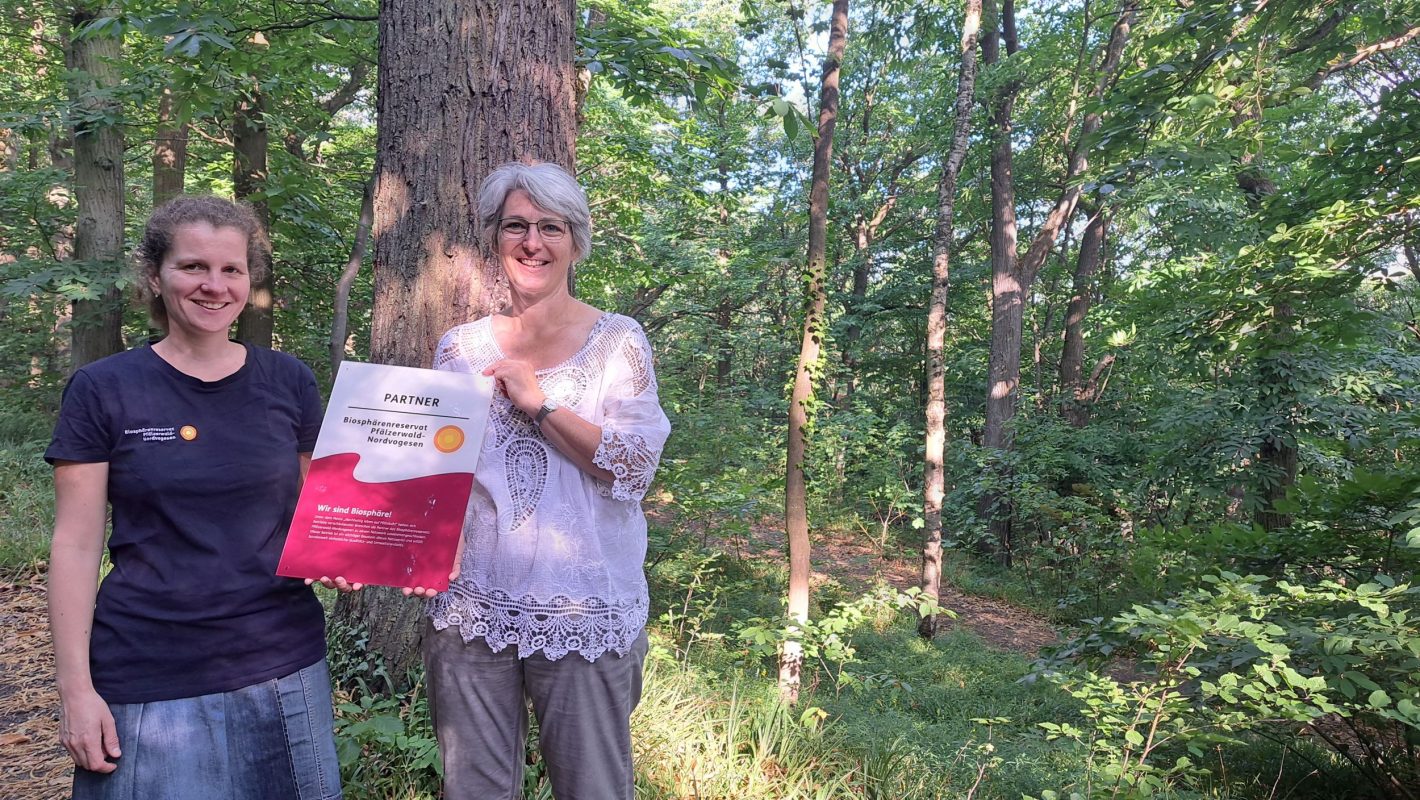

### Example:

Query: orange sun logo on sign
xmin=433 ymin=425 xmax=465 ymax=453
xmin=180 ymin=425 xmax=198 ymax=441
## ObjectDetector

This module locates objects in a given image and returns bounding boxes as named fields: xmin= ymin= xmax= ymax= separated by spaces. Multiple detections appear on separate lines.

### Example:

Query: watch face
xmin=544 ymin=400 xmax=560 ymax=412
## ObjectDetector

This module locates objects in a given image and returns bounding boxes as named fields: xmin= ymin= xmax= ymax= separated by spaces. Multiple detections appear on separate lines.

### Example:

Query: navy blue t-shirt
xmin=46 ymin=343 xmax=327 ymax=704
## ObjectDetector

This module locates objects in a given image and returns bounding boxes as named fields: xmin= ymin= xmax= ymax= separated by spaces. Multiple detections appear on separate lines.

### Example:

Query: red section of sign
xmin=277 ymin=452 xmax=471 ymax=590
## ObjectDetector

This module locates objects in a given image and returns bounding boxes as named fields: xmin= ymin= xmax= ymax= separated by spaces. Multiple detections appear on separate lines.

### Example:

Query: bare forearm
xmin=48 ymin=540 xmax=102 ymax=693
xmin=538 ymin=407 xmax=615 ymax=483
xmin=48 ymin=461 xmax=110 ymax=695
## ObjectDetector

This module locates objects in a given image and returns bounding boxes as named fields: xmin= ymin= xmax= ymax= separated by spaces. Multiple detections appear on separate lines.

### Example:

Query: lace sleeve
xmin=592 ymin=323 xmax=671 ymax=502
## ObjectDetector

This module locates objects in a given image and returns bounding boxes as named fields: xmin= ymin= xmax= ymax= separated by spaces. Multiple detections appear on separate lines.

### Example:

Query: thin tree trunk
xmin=920 ymin=0 xmax=982 ymax=640
xmin=330 ymin=176 xmax=376 ymax=372
xmin=1058 ymin=205 xmax=1110 ymax=427
xmin=782 ymin=0 xmax=849 ymax=705
xmin=842 ymin=249 xmax=870 ymax=401
xmin=233 ymin=83 xmax=273 ymax=347
xmin=1255 ymin=300 xmax=1298 ymax=532
xmin=66 ymin=2 xmax=124 ymax=369
xmin=153 ymin=87 xmax=188 ymax=205
xmin=337 ymin=0 xmax=579 ymax=684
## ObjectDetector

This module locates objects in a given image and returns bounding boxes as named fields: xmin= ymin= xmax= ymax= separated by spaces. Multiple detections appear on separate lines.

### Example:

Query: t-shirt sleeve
xmin=45 ymin=370 xmax=113 ymax=465
xmin=591 ymin=321 xmax=671 ymax=502
xmin=295 ymin=362 xmax=323 ymax=452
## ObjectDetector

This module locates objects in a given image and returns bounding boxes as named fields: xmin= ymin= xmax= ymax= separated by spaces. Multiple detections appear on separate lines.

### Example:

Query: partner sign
xmin=277 ymin=361 xmax=493 ymax=590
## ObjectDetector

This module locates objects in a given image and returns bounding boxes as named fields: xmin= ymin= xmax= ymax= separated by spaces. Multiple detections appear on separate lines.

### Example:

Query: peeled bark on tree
xmin=66 ymin=2 xmax=124 ymax=369
xmin=330 ymin=176 xmax=375 ymax=373
xmin=1058 ymin=205 xmax=1110 ymax=427
xmin=233 ymin=84 xmax=273 ymax=347
xmin=334 ymin=0 xmax=578 ymax=684
xmin=153 ymin=87 xmax=187 ymax=206
xmin=782 ymin=0 xmax=849 ymax=705
xmin=920 ymin=0 xmax=982 ymax=640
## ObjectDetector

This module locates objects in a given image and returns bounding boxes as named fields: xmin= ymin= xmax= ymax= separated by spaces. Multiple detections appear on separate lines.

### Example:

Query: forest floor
xmin=716 ymin=515 xmax=1060 ymax=655
xmin=0 ymin=520 xmax=1057 ymax=800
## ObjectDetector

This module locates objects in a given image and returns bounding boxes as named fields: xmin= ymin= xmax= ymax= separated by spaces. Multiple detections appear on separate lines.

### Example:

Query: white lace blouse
xmin=426 ymin=313 xmax=671 ymax=661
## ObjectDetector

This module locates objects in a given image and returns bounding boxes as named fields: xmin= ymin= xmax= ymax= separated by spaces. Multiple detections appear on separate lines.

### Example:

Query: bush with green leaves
xmin=1034 ymin=571 xmax=1420 ymax=799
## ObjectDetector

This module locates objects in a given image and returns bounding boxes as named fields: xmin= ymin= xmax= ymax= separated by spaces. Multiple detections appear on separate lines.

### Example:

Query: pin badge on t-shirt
xmin=180 ymin=425 xmax=198 ymax=441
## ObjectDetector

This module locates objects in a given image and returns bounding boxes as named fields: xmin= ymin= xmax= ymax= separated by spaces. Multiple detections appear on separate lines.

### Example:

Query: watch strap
xmin=534 ymin=401 xmax=558 ymax=425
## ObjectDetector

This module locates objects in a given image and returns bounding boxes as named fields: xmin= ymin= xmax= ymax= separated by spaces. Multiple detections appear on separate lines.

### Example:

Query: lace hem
xmin=427 ymin=583 xmax=648 ymax=662
xmin=593 ymin=426 xmax=659 ymax=501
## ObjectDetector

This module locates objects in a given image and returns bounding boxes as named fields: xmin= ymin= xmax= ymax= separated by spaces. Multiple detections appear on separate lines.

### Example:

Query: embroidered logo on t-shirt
xmin=180 ymin=425 xmax=198 ymax=441
xmin=124 ymin=426 xmax=178 ymax=442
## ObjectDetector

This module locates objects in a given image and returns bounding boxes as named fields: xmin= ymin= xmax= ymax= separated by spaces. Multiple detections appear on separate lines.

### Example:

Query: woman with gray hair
xmin=408 ymin=161 xmax=670 ymax=799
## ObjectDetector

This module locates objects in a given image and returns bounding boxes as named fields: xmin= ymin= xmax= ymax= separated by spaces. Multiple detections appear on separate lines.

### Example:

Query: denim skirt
xmin=72 ymin=659 xmax=343 ymax=800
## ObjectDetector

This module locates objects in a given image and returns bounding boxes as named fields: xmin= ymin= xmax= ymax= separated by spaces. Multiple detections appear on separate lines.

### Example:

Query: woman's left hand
xmin=484 ymin=359 xmax=544 ymax=417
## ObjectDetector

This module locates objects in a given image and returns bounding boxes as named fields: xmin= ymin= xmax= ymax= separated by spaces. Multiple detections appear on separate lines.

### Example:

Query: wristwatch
xmin=534 ymin=399 xmax=560 ymax=426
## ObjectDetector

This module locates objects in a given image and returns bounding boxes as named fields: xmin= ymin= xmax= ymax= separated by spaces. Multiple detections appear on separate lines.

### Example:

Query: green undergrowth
xmin=0 ymin=403 xmax=56 ymax=577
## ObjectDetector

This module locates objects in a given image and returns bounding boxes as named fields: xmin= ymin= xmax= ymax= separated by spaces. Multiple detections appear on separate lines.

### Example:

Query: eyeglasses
xmin=498 ymin=217 xmax=571 ymax=242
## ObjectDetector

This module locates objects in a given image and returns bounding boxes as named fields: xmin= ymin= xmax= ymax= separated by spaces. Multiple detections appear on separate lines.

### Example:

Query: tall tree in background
xmin=233 ymin=77 xmax=272 ymax=346
xmin=782 ymin=0 xmax=849 ymax=704
xmin=920 ymin=0 xmax=981 ymax=639
xmin=1057 ymin=203 xmax=1111 ymax=427
xmin=980 ymin=0 xmax=1135 ymax=563
xmin=978 ymin=0 xmax=1020 ymax=562
xmin=152 ymin=87 xmax=187 ymax=206
xmin=65 ymin=2 xmax=123 ymax=368
xmin=334 ymin=0 xmax=579 ymax=680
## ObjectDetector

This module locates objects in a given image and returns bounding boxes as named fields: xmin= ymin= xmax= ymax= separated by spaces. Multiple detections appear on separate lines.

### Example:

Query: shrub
xmin=1034 ymin=572 xmax=1420 ymax=799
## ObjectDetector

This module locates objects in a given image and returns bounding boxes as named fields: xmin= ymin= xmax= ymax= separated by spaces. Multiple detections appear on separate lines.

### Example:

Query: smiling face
xmin=498 ymin=189 xmax=574 ymax=302
xmin=150 ymin=222 xmax=251 ymax=342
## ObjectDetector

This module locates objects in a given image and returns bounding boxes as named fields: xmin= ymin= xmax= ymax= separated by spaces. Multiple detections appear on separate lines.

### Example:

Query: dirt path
xmin=1 ymin=523 xmax=1056 ymax=799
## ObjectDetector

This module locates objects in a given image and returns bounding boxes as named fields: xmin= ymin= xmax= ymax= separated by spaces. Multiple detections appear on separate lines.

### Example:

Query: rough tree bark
xmin=153 ymin=87 xmax=187 ymax=205
xmin=782 ymin=0 xmax=849 ymax=705
xmin=65 ymin=2 xmax=125 ymax=369
xmin=979 ymin=0 xmax=1022 ymax=564
xmin=919 ymin=0 xmax=982 ymax=640
xmin=334 ymin=0 xmax=579 ymax=683
xmin=1058 ymin=205 xmax=1110 ymax=427
xmin=980 ymin=0 xmax=1136 ymax=564
xmin=233 ymin=82 xmax=273 ymax=347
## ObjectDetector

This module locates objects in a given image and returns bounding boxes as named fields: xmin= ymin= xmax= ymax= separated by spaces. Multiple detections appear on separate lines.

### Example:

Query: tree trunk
xmin=330 ymin=177 xmax=376 ymax=373
xmin=152 ymin=87 xmax=187 ymax=205
xmin=920 ymin=0 xmax=981 ymax=640
xmin=1254 ymin=301 xmax=1298 ymax=532
xmin=233 ymin=83 xmax=273 ymax=347
xmin=1058 ymin=205 xmax=1110 ymax=427
xmin=979 ymin=0 xmax=1021 ymax=565
xmin=65 ymin=2 xmax=124 ymax=370
xmin=980 ymin=0 xmax=1136 ymax=564
xmin=782 ymin=0 xmax=849 ymax=705
xmin=336 ymin=0 xmax=579 ymax=684
xmin=839 ymin=246 xmax=870 ymax=405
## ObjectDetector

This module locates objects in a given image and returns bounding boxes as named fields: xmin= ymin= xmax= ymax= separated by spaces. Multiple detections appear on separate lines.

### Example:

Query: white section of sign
xmin=317 ymin=361 xmax=493 ymax=484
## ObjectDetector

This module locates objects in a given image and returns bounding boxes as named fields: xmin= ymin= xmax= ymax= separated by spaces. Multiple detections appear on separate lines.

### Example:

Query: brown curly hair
xmin=136 ymin=195 xmax=270 ymax=329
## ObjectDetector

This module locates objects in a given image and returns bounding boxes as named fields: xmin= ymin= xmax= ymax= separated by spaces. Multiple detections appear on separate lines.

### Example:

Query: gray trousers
xmin=422 ymin=620 xmax=648 ymax=800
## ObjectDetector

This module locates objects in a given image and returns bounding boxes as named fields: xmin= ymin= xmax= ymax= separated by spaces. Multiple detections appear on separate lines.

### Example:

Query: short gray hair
xmin=477 ymin=162 xmax=592 ymax=263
